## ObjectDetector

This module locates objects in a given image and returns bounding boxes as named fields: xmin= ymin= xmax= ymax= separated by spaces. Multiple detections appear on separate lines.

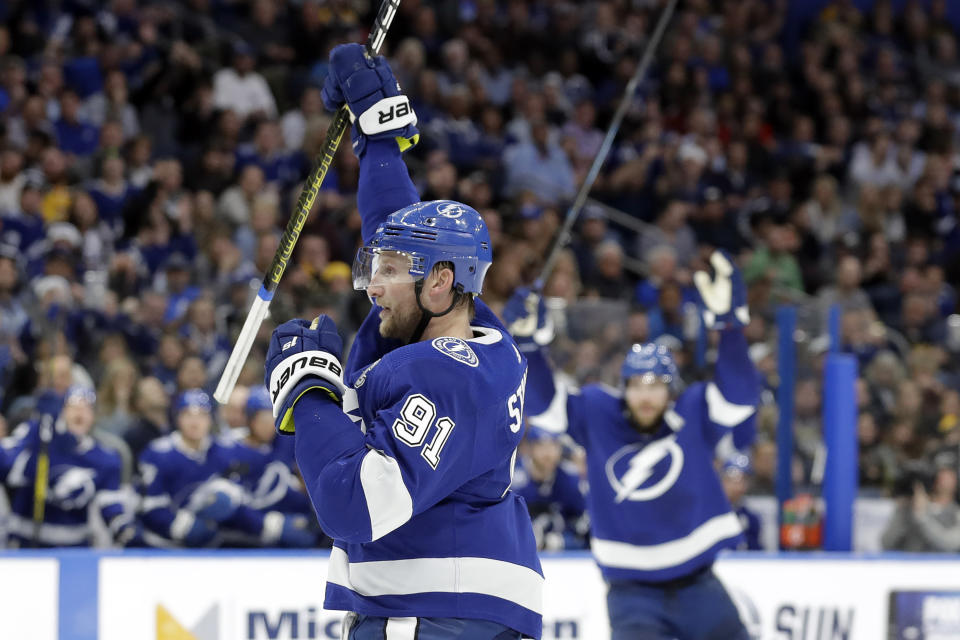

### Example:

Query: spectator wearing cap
xmin=721 ymin=455 xmax=762 ymax=550
xmin=212 ymin=41 xmax=278 ymax=123
xmin=54 ymin=89 xmax=100 ymax=158
xmin=0 ymin=386 xmax=137 ymax=547
xmin=503 ymin=117 xmax=575 ymax=205
xmin=160 ymin=253 xmax=200 ymax=325
xmin=122 ymin=377 xmax=171 ymax=461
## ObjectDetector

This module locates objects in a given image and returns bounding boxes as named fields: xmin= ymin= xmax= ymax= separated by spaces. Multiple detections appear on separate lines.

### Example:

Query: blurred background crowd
xmin=1 ymin=0 xmax=960 ymax=550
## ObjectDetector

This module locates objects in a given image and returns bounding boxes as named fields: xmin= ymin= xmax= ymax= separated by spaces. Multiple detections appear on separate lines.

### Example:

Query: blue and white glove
xmin=322 ymin=43 xmax=419 ymax=156
xmin=279 ymin=515 xmax=317 ymax=548
xmin=195 ymin=490 xmax=237 ymax=523
xmin=265 ymin=315 xmax=345 ymax=435
xmin=171 ymin=511 xmax=217 ymax=547
xmin=693 ymin=250 xmax=750 ymax=330
xmin=502 ymin=287 xmax=555 ymax=352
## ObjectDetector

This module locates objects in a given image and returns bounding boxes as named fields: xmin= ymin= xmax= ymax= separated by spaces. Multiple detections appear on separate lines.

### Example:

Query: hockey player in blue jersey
xmin=508 ymin=250 xmax=759 ymax=640
xmin=512 ymin=426 xmax=588 ymax=551
xmin=220 ymin=387 xmax=316 ymax=546
xmin=263 ymin=44 xmax=542 ymax=639
xmin=721 ymin=454 xmax=762 ymax=551
xmin=0 ymin=387 xmax=136 ymax=547
xmin=138 ymin=389 xmax=313 ymax=548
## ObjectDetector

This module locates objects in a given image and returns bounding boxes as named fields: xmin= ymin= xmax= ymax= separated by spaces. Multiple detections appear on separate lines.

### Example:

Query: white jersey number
xmin=392 ymin=395 xmax=456 ymax=469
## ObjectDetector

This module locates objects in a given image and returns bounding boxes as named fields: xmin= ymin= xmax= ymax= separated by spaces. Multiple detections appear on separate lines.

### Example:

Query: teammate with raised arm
xmin=506 ymin=250 xmax=759 ymax=640
xmin=264 ymin=45 xmax=542 ymax=640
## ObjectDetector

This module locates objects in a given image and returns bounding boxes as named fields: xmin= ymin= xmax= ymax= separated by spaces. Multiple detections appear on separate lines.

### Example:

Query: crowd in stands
xmin=1 ymin=0 xmax=960 ymax=550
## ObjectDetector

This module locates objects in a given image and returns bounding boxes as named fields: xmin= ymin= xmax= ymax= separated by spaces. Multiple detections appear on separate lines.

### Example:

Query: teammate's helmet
xmin=173 ymin=388 xmax=213 ymax=415
xmin=722 ymin=454 xmax=753 ymax=477
xmin=621 ymin=343 xmax=679 ymax=389
xmin=353 ymin=200 xmax=492 ymax=296
xmin=63 ymin=386 xmax=96 ymax=408
xmin=245 ymin=386 xmax=272 ymax=417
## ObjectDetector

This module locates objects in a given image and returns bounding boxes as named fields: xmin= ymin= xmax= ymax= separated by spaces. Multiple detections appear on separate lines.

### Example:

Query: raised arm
xmin=321 ymin=44 xmax=420 ymax=242
xmin=692 ymin=251 xmax=760 ymax=449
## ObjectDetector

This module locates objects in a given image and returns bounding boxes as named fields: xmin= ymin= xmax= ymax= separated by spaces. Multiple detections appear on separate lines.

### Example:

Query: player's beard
xmin=379 ymin=302 xmax=421 ymax=340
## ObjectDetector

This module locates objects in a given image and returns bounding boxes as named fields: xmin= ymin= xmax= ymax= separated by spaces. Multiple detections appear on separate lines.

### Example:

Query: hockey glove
xmin=265 ymin=315 xmax=346 ymax=435
xmin=171 ymin=511 xmax=217 ymax=547
xmin=503 ymin=287 xmax=555 ymax=352
xmin=322 ymin=43 xmax=419 ymax=156
xmin=279 ymin=514 xmax=318 ymax=548
xmin=693 ymin=250 xmax=750 ymax=330
xmin=195 ymin=490 xmax=237 ymax=523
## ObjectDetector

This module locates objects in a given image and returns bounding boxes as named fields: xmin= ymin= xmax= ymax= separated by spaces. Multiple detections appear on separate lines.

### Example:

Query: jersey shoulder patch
xmin=431 ymin=336 xmax=479 ymax=367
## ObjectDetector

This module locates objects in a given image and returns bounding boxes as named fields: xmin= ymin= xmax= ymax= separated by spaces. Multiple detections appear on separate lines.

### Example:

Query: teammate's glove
xmin=502 ymin=288 xmax=555 ymax=352
xmin=322 ymin=43 xmax=419 ymax=156
xmin=265 ymin=315 xmax=346 ymax=435
xmin=693 ymin=250 xmax=750 ymax=330
xmin=171 ymin=510 xmax=217 ymax=547
xmin=279 ymin=515 xmax=318 ymax=548
xmin=194 ymin=490 xmax=237 ymax=523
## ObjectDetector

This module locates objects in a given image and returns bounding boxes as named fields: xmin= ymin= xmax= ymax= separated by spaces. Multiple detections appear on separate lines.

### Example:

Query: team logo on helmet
xmin=436 ymin=202 xmax=466 ymax=218
xmin=431 ymin=337 xmax=479 ymax=367
xmin=606 ymin=436 xmax=684 ymax=503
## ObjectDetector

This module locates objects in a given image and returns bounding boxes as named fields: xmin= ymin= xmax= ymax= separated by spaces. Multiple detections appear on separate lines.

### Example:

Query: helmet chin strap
xmin=408 ymin=279 xmax=464 ymax=344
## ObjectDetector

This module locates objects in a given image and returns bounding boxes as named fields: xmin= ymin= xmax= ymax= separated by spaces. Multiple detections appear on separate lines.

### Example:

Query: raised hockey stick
xmin=31 ymin=413 xmax=54 ymax=546
xmin=214 ymin=0 xmax=403 ymax=404
xmin=533 ymin=0 xmax=678 ymax=291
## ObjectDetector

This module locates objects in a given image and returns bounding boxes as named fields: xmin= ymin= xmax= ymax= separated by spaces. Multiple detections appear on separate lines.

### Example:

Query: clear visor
xmin=353 ymin=247 xmax=424 ymax=291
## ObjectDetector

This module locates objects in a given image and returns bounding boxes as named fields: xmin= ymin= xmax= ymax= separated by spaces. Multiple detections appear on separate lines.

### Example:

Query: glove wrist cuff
xmin=356 ymin=95 xmax=417 ymax=135
xmin=262 ymin=511 xmax=284 ymax=544
xmin=171 ymin=510 xmax=196 ymax=541
xmin=269 ymin=350 xmax=346 ymax=418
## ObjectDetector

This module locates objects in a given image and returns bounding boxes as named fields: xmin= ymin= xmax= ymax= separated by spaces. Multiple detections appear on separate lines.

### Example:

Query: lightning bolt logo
xmin=606 ymin=436 xmax=684 ymax=503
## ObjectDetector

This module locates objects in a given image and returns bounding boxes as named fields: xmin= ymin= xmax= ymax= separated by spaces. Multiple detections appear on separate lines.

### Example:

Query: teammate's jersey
xmin=733 ymin=503 xmax=762 ymax=551
xmin=511 ymin=457 xmax=588 ymax=550
xmin=527 ymin=329 xmax=759 ymax=583
xmin=138 ymin=432 xmax=250 ymax=545
xmin=0 ymin=420 xmax=131 ymax=547
xmin=289 ymin=138 xmax=543 ymax=638
xmin=228 ymin=435 xmax=312 ymax=516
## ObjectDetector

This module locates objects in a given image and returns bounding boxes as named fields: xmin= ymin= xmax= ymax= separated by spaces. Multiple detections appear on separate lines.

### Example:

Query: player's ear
xmin=427 ymin=264 xmax=455 ymax=298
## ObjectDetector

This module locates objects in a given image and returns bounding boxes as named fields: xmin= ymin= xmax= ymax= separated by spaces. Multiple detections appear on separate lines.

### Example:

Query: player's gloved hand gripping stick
xmin=214 ymin=0 xmax=404 ymax=405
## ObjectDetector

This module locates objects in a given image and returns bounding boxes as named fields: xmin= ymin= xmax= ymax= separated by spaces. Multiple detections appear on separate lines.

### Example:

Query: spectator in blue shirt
xmin=54 ymin=90 xmax=99 ymax=157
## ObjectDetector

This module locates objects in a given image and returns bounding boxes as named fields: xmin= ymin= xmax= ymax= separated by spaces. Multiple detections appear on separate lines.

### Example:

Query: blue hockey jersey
xmin=138 ymin=432 xmax=274 ymax=546
xmin=289 ymin=140 xmax=543 ymax=639
xmin=511 ymin=457 xmax=588 ymax=551
xmin=0 ymin=420 xmax=132 ymax=547
xmin=527 ymin=329 xmax=759 ymax=583
xmin=227 ymin=434 xmax=312 ymax=518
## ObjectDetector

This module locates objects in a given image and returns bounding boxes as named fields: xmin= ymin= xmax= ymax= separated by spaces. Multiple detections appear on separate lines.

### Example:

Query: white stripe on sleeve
xmin=705 ymin=382 xmax=755 ymax=427
xmin=360 ymin=449 xmax=414 ymax=541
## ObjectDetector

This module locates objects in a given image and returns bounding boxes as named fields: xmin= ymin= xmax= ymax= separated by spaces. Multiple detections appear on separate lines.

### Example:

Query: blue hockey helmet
xmin=245 ymin=386 xmax=273 ymax=417
xmin=722 ymin=454 xmax=753 ymax=477
xmin=173 ymin=388 xmax=213 ymax=415
xmin=353 ymin=200 xmax=492 ymax=296
xmin=621 ymin=342 xmax=679 ymax=389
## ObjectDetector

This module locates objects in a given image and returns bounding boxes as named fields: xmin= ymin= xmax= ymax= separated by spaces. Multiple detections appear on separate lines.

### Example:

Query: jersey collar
xmin=468 ymin=326 xmax=502 ymax=344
